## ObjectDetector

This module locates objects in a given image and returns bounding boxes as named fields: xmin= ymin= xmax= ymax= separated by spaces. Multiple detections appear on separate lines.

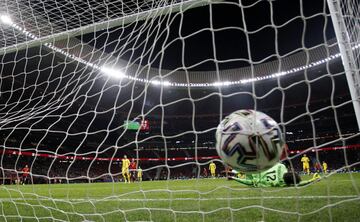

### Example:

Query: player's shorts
xmin=22 ymin=174 xmax=29 ymax=180
xmin=303 ymin=164 xmax=309 ymax=169
xmin=210 ymin=170 xmax=215 ymax=174
xmin=122 ymin=168 xmax=129 ymax=175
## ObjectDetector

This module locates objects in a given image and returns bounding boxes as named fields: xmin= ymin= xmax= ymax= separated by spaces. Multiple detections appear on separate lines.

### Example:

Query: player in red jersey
xmin=314 ymin=161 xmax=322 ymax=173
xmin=21 ymin=165 xmax=30 ymax=185
xmin=129 ymin=159 xmax=137 ymax=182
xmin=203 ymin=167 xmax=208 ymax=178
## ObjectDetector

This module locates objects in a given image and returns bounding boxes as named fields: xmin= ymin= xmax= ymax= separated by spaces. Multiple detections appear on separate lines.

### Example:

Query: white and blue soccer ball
xmin=215 ymin=109 xmax=285 ymax=173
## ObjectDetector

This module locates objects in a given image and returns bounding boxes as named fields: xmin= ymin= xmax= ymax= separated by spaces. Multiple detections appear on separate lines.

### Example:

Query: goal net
xmin=0 ymin=0 xmax=359 ymax=221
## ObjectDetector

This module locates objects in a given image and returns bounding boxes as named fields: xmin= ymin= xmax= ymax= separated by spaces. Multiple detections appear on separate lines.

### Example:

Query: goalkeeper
xmin=228 ymin=163 xmax=321 ymax=187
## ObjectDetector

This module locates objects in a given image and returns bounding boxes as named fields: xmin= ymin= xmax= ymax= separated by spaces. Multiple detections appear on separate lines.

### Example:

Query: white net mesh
xmin=0 ymin=0 xmax=360 ymax=221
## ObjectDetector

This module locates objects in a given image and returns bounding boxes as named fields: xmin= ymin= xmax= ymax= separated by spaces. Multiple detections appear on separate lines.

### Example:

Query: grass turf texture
xmin=0 ymin=173 xmax=359 ymax=222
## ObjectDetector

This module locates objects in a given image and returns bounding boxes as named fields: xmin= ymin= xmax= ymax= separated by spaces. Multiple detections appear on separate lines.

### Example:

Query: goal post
xmin=327 ymin=0 xmax=360 ymax=131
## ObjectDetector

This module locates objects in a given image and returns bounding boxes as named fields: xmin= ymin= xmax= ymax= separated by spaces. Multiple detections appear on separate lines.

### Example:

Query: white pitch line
xmin=0 ymin=195 xmax=358 ymax=202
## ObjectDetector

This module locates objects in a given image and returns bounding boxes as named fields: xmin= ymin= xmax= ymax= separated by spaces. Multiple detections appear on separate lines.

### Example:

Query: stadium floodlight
xmin=353 ymin=43 xmax=360 ymax=49
xmin=162 ymin=81 xmax=172 ymax=86
xmin=101 ymin=67 xmax=126 ymax=79
xmin=1 ymin=15 xmax=351 ymax=89
xmin=0 ymin=14 xmax=13 ymax=25
xmin=151 ymin=80 xmax=161 ymax=85
xmin=222 ymin=81 xmax=231 ymax=86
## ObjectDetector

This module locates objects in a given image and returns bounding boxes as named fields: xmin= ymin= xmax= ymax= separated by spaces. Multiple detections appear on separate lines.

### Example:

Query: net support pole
xmin=327 ymin=0 xmax=360 ymax=131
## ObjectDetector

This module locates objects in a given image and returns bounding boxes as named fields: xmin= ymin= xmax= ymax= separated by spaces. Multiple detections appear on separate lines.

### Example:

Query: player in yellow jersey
xmin=209 ymin=161 xmax=216 ymax=178
xmin=122 ymin=155 xmax=131 ymax=183
xmin=137 ymin=166 xmax=143 ymax=182
xmin=322 ymin=161 xmax=328 ymax=174
xmin=301 ymin=154 xmax=310 ymax=174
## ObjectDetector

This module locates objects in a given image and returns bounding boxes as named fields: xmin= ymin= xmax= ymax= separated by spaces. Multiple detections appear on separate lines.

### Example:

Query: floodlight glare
xmin=163 ymin=81 xmax=171 ymax=86
xmin=101 ymin=67 xmax=125 ymax=79
xmin=0 ymin=15 xmax=13 ymax=25
xmin=151 ymin=80 xmax=161 ymax=85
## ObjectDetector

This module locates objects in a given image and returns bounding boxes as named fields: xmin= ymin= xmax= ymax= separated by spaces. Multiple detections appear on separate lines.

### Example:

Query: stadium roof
xmin=0 ymin=0 xmax=346 ymax=87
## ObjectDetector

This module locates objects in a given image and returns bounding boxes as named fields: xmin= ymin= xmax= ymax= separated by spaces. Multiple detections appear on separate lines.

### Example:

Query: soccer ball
xmin=215 ymin=109 xmax=285 ymax=173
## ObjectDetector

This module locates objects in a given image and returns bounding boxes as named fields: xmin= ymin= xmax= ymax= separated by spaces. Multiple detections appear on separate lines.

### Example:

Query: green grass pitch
xmin=0 ymin=173 xmax=360 ymax=222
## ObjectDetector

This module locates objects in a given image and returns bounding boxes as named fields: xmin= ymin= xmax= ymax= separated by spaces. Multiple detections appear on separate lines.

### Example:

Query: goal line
xmin=1 ymin=195 xmax=358 ymax=203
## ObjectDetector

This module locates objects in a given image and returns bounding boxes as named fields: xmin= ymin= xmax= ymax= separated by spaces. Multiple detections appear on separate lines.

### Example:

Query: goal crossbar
xmin=0 ymin=0 xmax=223 ymax=56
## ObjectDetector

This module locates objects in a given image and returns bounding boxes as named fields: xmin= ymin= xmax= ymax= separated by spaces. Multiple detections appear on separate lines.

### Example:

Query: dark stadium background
xmin=0 ymin=0 xmax=359 ymax=183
